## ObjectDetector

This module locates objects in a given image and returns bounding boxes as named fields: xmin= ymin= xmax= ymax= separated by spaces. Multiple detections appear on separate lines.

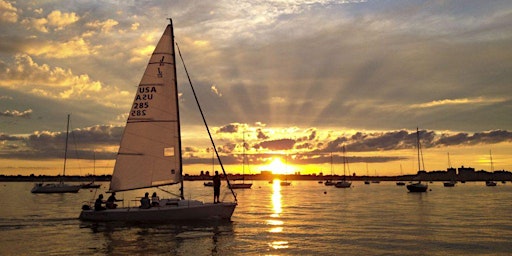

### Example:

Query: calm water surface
xmin=0 ymin=181 xmax=511 ymax=255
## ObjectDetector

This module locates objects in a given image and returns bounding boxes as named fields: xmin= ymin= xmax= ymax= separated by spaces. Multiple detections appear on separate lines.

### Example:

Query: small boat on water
xmin=204 ymin=181 xmax=214 ymax=187
xmin=334 ymin=146 xmax=351 ymax=189
xmin=324 ymin=180 xmax=335 ymax=186
xmin=80 ymin=181 xmax=101 ymax=189
xmin=79 ymin=20 xmax=237 ymax=222
xmin=396 ymin=181 xmax=406 ymax=186
xmin=335 ymin=180 xmax=351 ymax=188
xmin=443 ymin=180 xmax=456 ymax=187
xmin=32 ymin=182 xmax=81 ymax=193
xmin=229 ymin=181 xmax=253 ymax=189
xmin=31 ymin=114 xmax=81 ymax=194
xmin=407 ymin=182 xmax=428 ymax=192
xmin=230 ymin=132 xmax=253 ymax=189
xmin=486 ymin=180 xmax=497 ymax=187
xmin=280 ymin=180 xmax=292 ymax=186
xmin=485 ymin=151 xmax=497 ymax=187
xmin=406 ymin=128 xmax=428 ymax=193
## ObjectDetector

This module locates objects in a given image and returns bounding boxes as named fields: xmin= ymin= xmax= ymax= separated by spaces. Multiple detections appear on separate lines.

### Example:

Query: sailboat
xmin=79 ymin=20 xmax=237 ymax=222
xmin=31 ymin=114 xmax=82 ymax=193
xmin=81 ymin=151 xmax=101 ymax=189
xmin=443 ymin=153 xmax=456 ymax=187
xmin=396 ymin=164 xmax=406 ymax=186
xmin=335 ymin=146 xmax=352 ymax=188
xmin=324 ymin=153 xmax=335 ymax=186
xmin=364 ymin=163 xmax=370 ymax=185
xmin=406 ymin=128 xmax=428 ymax=192
xmin=485 ymin=150 xmax=497 ymax=187
xmin=229 ymin=132 xmax=252 ymax=189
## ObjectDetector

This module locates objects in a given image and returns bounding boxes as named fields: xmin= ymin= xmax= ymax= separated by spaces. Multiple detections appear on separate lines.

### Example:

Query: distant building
xmin=458 ymin=166 xmax=476 ymax=181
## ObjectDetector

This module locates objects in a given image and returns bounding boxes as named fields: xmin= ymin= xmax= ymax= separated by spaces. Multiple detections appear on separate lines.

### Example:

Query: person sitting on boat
xmin=94 ymin=194 xmax=106 ymax=211
xmin=213 ymin=171 xmax=221 ymax=204
xmin=106 ymin=192 xmax=122 ymax=209
xmin=140 ymin=192 xmax=151 ymax=209
xmin=151 ymin=192 xmax=160 ymax=207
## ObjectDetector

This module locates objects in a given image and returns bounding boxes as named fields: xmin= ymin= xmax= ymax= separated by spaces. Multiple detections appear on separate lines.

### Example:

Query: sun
xmin=266 ymin=158 xmax=289 ymax=175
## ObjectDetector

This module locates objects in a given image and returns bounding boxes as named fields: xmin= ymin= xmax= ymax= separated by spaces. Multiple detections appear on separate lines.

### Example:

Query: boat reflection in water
xmin=267 ymin=179 xmax=288 ymax=250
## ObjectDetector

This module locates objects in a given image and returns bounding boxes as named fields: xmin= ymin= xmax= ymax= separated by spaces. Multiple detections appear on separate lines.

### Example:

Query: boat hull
xmin=334 ymin=181 xmax=352 ymax=188
xmin=406 ymin=183 xmax=428 ymax=192
xmin=79 ymin=200 xmax=237 ymax=222
xmin=229 ymin=183 xmax=252 ymax=189
xmin=31 ymin=183 xmax=81 ymax=193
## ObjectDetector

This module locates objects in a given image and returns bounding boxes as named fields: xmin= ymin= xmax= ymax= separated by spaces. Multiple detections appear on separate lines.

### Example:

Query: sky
xmin=1 ymin=0 xmax=511 ymax=177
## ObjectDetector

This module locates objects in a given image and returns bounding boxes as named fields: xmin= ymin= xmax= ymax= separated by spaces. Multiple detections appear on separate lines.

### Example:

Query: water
xmin=1 ymin=181 xmax=511 ymax=255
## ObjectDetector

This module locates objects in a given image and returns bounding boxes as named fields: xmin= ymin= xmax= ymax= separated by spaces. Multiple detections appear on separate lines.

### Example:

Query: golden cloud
xmin=0 ymin=0 xmax=18 ymax=23
xmin=86 ymin=19 xmax=119 ymax=33
xmin=24 ymin=37 xmax=97 ymax=58
xmin=47 ymin=10 xmax=79 ymax=30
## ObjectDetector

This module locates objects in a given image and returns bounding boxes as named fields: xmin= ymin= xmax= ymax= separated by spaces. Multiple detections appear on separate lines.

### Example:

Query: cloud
xmin=211 ymin=85 xmax=222 ymax=97
xmin=0 ymin=109 xmax=32 ymax=118
xmin=86 ymin=19 xmax=119 ymax=33
xmin=0 ymin=125 xmax=123 ymax=159
xmin=410 ymin=97 xmax=508 ymax=109
xmin=47 ymin=10 xmax=79 ymax=30
xmin=0 ymin=54 xmax=101 ymax=97
xmin=21 ymin=10 xmax=79 ymax=32
xmin=217 ymin=123 xmax=240 ymax=133
xmin=0 ymin=0 xmax=18 ymax=23
xmin=254 ymin=138 xmax=296 ymax=151
xmin=24 ymin=37 xmax=97 ymax=58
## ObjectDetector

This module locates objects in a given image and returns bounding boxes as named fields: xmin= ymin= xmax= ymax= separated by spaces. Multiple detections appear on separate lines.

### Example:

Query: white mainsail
xmin=109 ymin=25 xmax=181 ymax=192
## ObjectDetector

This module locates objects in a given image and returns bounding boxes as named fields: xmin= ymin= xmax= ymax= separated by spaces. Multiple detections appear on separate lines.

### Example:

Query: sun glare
xmin=266 ymin=158 xmax=289 ymax=175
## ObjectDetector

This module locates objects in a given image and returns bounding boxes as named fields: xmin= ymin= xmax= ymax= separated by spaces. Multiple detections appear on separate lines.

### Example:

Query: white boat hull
xmin=79 ymin=199 xmax=237 ymax=222
xmin=31 ymin=183 xmax=81 ymax=193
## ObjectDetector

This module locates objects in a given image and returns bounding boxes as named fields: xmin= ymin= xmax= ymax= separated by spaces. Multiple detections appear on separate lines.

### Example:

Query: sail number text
xmin=131 ymin=86 xmax=157 ymax=117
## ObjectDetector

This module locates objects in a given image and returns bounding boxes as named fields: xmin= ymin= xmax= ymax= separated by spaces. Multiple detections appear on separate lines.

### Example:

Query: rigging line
xmin=175 ymin=41 xmax=237 ymax=202
xmin=69 ymin=118 xmax=84 ymax=175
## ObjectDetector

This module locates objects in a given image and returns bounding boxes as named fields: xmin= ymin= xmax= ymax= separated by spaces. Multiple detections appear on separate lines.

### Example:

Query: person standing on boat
xmin=213 ymin=171 xmax=221 ymax=203
xmin=94 ymin=194 xmax=106 ymax=211
xmin=106 ymin=192 xmax=122 ymax=209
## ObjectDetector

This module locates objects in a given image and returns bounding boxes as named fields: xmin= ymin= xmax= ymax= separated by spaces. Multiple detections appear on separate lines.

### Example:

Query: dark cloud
xmin=256 ymin=128 xmax=269 ymax=139
xmin=254 ymin=138 xmax=296 ymax=151
xmin=217 ymin=123 xmax=239 ymax=133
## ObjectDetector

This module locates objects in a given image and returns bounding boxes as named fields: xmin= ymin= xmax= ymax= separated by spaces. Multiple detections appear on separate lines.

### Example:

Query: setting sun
xmin=264 ymin=158 xmax=291 ymax=175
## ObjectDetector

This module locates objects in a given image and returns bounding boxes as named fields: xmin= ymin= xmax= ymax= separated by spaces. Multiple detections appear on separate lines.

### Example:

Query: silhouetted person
xmin=106 ymin=192 xmax=122 ymax=209
xmin=140 ymin=192 xmax=151 ymax=209
xmin=95 ymin=194 xmax=106 ymax=211
xmin=213 ymin=171 xmax=221 ymax=203
xmin=151 ymin=192 xmax=160 ymax=207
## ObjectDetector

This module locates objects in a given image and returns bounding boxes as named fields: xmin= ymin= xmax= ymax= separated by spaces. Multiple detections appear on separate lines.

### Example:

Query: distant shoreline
xmin=1 ymin=169 xmax=511 ymax=182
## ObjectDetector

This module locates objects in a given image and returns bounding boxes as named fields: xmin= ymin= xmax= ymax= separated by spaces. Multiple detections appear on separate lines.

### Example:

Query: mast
xmin=416 ymin=127 xmax=421 ymax=173
xmin=168 ymin=18 xmax=185 ymax=200
xmin=490 ymin=150 xmax=494 ymax=172
xmin=242 ymin=131 xmax=245 ymax=180
xmin=62 ymin=114 xmax=70 ymax=181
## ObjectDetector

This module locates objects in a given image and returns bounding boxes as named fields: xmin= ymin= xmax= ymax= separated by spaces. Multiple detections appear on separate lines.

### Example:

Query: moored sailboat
xmin=406 ymin=128 xmax=428 ymax=193
xmin=31 ymin=114 xmax=81 ymax=194
xmin=335 ymin=146 xmax=352 ymax=188
xmin=485 ymin=150 xmax=497 ymax=187
xmin=79 ymin=20 xmax=237 ymax=222
xmin=229 ymin=132 xmax=252 ymax=189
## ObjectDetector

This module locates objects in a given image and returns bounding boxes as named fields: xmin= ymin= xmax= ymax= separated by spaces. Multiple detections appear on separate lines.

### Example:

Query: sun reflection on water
xmin=267 ymin=179 xmax=289 ymax=249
